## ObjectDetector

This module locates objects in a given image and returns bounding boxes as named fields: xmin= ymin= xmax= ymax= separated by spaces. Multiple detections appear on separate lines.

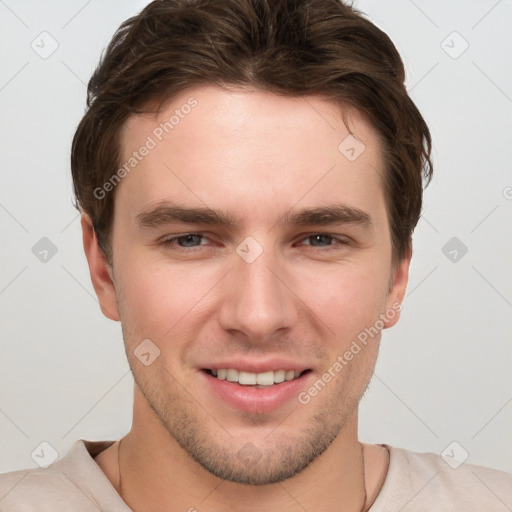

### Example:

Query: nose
xmin=217 ymin=248 xmax=299 ymax=342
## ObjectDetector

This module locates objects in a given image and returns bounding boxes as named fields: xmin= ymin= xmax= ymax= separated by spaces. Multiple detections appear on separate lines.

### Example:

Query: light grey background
xmin=1 ymin=0 xmax=511 ymax=475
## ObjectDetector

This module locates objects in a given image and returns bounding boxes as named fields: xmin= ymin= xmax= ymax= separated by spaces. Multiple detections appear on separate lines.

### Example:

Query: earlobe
xmin=383 ymin=244 xmax=412 ymax=329
xmin=81 ymin=214 xmax=120 ymax=321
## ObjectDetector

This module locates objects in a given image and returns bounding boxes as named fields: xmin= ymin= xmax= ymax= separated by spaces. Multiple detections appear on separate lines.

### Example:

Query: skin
xmin=83 ymin=85 xmax=410 ymax=511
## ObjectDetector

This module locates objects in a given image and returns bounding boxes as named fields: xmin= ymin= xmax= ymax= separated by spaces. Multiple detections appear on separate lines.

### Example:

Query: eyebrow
xmin=137 ymin=204 xmax=237 ymax=228
xmin=280 ymin=204 xmax=372 ymax=227
xmin=137 ymin=202 xmax=372 ymax=229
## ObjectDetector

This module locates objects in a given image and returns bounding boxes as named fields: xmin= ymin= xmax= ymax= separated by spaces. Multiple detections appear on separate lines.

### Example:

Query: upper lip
xmin=201 ymin=358 xmax=311 ymax=374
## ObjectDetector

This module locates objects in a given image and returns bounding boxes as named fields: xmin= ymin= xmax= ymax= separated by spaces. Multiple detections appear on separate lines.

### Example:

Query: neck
xmin=113 ymin=390 xmax=373 ymax=512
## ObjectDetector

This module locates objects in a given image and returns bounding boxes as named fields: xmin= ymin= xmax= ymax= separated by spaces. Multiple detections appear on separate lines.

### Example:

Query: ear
xmin=81 ymin=214 xmax=120 ymax=321
xmin=383 ymin=242 xmax=412 ymax=329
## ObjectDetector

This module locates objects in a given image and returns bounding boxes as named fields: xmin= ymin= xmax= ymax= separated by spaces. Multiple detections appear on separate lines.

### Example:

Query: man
xmin=1 ymin=0 xmax=511 ymax=510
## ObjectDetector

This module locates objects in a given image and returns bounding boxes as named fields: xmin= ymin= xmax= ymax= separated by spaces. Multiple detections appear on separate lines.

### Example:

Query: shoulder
xmin=0 ymin=466 xmax=70 ymax=511
xmin=0 ymin=440 xmax=124 ymax=511
xmin=371 ymin=444 xmax=512 ymax=511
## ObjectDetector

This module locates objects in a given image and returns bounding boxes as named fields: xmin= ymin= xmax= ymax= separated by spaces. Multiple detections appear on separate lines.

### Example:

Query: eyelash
xmin=159 ymin=233 xmax=350 ymax=251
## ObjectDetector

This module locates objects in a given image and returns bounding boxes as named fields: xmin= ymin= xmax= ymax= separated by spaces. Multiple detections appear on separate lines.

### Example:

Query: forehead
xmin=115 ymin=85 xmax=386 ymax=227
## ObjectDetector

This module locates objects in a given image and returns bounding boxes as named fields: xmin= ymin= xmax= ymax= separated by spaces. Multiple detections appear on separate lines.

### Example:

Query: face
xmin=85 ymin=85 xmax=409 ymax=485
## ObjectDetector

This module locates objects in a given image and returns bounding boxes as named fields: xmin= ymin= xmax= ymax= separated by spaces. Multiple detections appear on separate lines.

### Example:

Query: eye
xmin=300 ymin=234 xmax=346 ymax=248
xmin=158 ymin=232 xmax=349 ymax=253
xmin=160 ymin=234 xmax=208 ymax=249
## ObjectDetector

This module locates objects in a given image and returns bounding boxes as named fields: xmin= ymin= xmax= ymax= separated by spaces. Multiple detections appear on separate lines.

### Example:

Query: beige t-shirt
xmin=1 ymin=440 xmax=511 ymax=511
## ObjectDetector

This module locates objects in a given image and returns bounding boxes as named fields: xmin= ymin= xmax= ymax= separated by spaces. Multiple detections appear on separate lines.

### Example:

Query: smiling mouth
xmin=203 ymin=368 xmax=311 ymax=388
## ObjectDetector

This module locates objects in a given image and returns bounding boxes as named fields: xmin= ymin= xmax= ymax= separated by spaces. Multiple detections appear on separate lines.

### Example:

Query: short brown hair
xmin=71 ymin=0 xmax=433 ymax=264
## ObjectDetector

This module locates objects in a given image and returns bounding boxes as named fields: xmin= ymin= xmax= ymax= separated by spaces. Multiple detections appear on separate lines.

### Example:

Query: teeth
xmin=274 ymin=369 xmax=285 ymax=383
xmin=239 ymin=371 xmax=257 ymax=385
xmin=256 ymin=371 xmax=274 ymax=386
xmin=226 ymin=369 xmax=239 ymax=382
xmin=210 ymin=368 xmax=304 ymax=386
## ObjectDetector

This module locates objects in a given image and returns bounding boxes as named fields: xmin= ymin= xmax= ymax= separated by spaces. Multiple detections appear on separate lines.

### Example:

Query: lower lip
xmin=201 ymin=370 xmax=312 ymax=414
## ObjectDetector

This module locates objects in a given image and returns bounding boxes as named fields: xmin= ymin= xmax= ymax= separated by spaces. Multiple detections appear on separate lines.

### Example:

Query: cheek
xmin=115 ymin=253 xmax=223 ymax=342
xmin=292 ymin=261 xmax=390 ymax=345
